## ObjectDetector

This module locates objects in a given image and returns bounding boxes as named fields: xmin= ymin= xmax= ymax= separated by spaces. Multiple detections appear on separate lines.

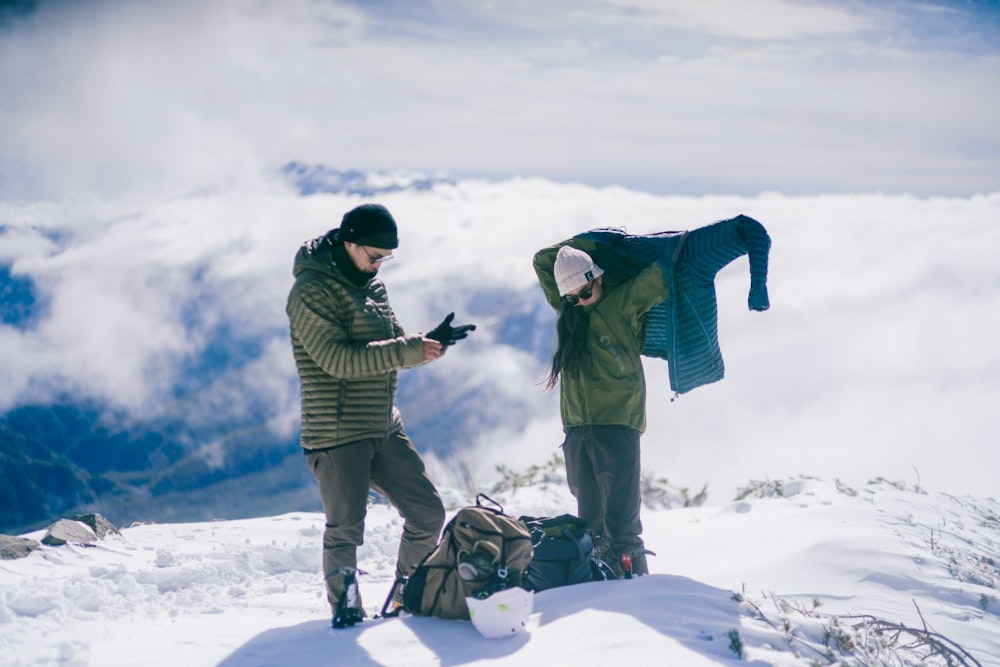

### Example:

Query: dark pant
xmin=563 ymin=424 xmax=647 ymax=574
xmin=307 ymin=430 xmax=445 ymax=611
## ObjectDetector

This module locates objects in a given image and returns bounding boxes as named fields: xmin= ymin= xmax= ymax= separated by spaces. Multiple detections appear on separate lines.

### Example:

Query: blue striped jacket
xmin=576 ymin=214 xmax=771 ymax=395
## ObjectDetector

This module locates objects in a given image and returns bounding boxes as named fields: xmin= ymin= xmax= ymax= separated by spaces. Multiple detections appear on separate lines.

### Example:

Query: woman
xmin=533 ymin=242 xmax=668 ymax=576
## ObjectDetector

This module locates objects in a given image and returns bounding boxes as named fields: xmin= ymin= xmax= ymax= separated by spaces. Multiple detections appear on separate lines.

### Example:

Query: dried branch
xmin=840 ymin=601 xmax=982 ymax=667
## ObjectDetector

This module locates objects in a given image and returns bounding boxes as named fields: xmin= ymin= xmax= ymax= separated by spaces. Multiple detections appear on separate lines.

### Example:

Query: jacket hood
xmin=293 ymin=233 xmax=378 ymax=288
xmin=292 ymin=234 xmax=330 ymax=276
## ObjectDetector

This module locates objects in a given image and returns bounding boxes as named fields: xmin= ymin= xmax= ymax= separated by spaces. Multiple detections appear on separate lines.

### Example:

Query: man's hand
xmin=422 ymin=337 xmax=444 ymax=363
xmin=426 ymin=312 xmax=476 ymax=347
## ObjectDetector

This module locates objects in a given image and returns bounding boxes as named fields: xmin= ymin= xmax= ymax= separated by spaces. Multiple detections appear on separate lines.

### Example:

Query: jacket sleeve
xmin=620 ymin=261 xmax=669 ymax=320
xmin=532 ymin=242 xmax=563 ymax=309
xmin=675 ymin=214 xmax=770 ymax=312
xmin=287 ymin=278 xmax=425 ymax=378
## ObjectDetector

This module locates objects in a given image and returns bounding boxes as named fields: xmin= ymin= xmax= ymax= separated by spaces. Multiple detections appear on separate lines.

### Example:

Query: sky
xmin=2 ymin=477 xmax=998 ymax=666
xmin=1 ymin=0 xmax=999 ymax=200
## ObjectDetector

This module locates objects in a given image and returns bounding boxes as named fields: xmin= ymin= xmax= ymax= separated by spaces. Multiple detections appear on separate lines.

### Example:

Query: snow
xmin=2 ymin=477 xmax=998 ymax=666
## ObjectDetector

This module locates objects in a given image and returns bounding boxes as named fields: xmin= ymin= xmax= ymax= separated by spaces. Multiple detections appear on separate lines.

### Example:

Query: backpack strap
xmin=475 ymin=492 xmax=505 ymax=513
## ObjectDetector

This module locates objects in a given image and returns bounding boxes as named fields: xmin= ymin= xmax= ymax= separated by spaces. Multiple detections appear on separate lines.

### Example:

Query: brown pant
xmin=307 ymin=430 xmax=445 ymax=611
xmin=563 ymin=424 xmax=648 ymax=575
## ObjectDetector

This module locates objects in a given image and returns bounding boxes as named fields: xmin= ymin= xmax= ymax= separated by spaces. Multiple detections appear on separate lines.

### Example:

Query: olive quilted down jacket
xmin=286 ymin=235 xmax=426 ymax=450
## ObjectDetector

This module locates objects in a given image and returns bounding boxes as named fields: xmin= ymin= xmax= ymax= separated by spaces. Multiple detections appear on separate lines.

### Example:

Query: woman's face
xmin=562 ymin=277 xmax=602 ymax=307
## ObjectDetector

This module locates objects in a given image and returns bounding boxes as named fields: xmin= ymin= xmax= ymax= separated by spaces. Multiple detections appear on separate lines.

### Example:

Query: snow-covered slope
xmin=2 ymin=476 xmax=997 ymax=666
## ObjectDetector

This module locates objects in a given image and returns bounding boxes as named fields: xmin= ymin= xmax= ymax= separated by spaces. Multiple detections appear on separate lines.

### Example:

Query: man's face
xmin=345 ymin=242 xmax=394 ymax=275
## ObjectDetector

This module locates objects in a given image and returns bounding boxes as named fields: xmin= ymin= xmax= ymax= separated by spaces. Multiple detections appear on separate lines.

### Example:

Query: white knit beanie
xmin=554 ymin=246 xmax=604 ymax=296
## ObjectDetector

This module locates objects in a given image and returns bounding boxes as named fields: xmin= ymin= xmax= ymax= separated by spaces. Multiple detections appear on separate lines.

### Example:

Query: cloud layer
xmin=2 ymin=175 xmax=998 ymax=503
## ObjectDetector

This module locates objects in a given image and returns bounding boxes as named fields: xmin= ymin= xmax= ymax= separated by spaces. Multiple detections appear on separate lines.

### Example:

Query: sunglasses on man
xmin=562 ymin=280 xmax=595 ymax=306
xmin=361 ymin=246 xmax=394 ymax=264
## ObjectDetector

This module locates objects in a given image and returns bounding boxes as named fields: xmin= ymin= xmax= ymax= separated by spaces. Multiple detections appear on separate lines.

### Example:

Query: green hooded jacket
xmin=286 ymin=235 xmax=426 ymax=450
xmin=534 ymin=240 xmax=668 ymax=433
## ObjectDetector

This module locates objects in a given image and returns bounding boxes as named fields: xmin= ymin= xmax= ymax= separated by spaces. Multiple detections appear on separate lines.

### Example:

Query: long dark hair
xmin=544 ymin=301 xmax=590 ymax=389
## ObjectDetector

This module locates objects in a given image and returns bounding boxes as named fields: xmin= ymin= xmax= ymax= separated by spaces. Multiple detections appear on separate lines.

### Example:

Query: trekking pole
xmin=378 ymin=577 xmax=406 ymax=618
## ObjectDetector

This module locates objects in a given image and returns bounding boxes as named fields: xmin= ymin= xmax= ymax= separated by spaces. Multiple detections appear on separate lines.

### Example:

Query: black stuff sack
xmin=518 ymin=514 xmax=614 ymax=592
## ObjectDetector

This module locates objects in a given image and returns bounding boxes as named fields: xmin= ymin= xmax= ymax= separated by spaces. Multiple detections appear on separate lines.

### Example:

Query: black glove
xmin=427 ymin=312 xmax=476 ymax=346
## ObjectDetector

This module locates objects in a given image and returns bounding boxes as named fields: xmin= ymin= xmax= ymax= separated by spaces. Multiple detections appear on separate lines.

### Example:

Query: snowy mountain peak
xmin=280 ymin=162 xmax=453 ymax=196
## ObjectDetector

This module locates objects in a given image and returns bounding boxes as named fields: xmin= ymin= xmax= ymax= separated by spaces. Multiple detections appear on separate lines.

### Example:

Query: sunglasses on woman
xmin=562 ymin=281 xmax=595 ymax=306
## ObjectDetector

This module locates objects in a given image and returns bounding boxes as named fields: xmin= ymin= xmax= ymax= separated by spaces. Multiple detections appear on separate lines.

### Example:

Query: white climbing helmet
xmin=466 ymin=587 xmax=534 ymax=639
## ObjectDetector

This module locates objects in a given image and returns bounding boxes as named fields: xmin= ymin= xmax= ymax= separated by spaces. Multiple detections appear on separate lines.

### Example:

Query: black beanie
xmin=337 ymin=204 xmax=399 ymax=249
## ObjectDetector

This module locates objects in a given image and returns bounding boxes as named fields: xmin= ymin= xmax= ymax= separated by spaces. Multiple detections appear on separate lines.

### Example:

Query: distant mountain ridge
xmin=280 ymin=162 xmax=454 ymax=196
xmin=0 ymin=402 xmax=311 ymax=534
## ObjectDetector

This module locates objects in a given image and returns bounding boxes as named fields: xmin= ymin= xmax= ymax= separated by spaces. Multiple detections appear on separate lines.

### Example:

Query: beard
xmin=331 ymin=241 xmax=377 ymax=286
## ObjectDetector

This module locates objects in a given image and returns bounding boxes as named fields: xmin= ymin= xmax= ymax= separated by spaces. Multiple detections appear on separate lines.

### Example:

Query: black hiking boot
xmin=332 ymin=570 xmax=365 ymax=629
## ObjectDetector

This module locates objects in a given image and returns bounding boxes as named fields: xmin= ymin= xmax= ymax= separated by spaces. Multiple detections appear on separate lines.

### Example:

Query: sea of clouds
xmin=2 ymin=174 xmax=998 ymax=505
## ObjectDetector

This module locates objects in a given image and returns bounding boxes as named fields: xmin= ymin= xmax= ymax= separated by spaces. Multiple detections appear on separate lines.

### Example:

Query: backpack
xmin=518 ymin=514 xmax=616 ymax=592
xmin=394 ymin=494 xmax=533 ymax=620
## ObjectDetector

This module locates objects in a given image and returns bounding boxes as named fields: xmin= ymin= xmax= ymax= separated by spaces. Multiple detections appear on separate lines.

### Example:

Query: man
xmin=286 ymin=203 xmax=474 ymax=628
